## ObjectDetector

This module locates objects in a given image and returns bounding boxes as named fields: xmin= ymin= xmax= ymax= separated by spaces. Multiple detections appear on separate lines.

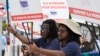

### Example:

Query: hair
xmin=42 ymin=19 xmax=58 ymax=40
xmin=59 ymin=24 xmax=81 ymax=45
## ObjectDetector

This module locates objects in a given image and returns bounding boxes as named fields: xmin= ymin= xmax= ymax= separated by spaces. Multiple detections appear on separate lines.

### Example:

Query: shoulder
xmin=61 ymin=42 xmax=80 ymax=52
xmin=51 ymin=38 xmax=59 ymax=42
xmin=47 ymin=39 xmax=60 ymax=50
xmin=67 ymin=42 xmax=79 ymax=47
xmin=50 ymin=38 xmax=60 ymax=45
xmin=33 ymin=38 xmax=45 ymax=47
xmin=64 ymin=42 xmax=80 ymax=50
xmin=50 ymin=38 xmax=60 ymax=46
xmin=34 ymin=38 xmax=44 ymax=41
xmin=34 ymin=37 xmax=44 ymax=41
xmin=2 ymin=35 xmax=6 ymax=39
xmin=61 ymin=42 xmax=81 ymax=56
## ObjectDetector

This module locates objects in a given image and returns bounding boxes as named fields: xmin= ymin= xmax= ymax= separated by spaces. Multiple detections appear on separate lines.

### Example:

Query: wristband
xmin=14 ymin=31 xmax=17 ymax=36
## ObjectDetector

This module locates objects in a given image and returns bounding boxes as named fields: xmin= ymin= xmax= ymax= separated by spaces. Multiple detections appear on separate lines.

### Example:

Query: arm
xmin=14 ymin=32 xmax=29 ymax=44
xmin=37 ymin=48 xmax=65 ymax=56
xmin=7 ymin=24 xmax=29 ymax=44
xmin=29 ymin=44 xmax=65 ymax=56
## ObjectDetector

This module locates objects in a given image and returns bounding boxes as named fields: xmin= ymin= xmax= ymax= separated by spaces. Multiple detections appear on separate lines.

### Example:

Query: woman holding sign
xmin=7 ymin=19 xmax=60 ymax=56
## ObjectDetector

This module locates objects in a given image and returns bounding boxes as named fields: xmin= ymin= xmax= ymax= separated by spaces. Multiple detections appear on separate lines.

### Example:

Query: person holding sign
xmin=28 ymin=19 xmax=82 ymax=56
xmin=7 ymin=19 xmax=60 ymax=55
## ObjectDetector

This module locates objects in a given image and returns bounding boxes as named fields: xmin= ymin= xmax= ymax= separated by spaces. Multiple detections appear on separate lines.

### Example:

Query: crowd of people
xmin=6 ymin=19 xmax=94 ymax=56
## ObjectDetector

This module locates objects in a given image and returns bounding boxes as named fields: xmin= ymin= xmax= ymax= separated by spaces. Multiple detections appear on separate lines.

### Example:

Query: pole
xmin=0 ymin=17 xmax=2 ymax=56
xmin=6 ymin=0 xmax=10 ymax=23
xmin=22 ymin=22 xmax=30 ymax=43
xmin=5 ymin=0 xmax=15 ymax=56
xmin=31 ymin=22 xmax=33 ymax=42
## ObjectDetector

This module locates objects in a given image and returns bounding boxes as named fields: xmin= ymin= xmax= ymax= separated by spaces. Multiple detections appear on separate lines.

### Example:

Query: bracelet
xmin=14 ymin=31 xmax=17 ymax=36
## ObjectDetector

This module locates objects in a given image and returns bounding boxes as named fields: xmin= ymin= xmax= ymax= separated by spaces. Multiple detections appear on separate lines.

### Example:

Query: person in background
xmin=80 ymin=37 xmax=86 ymax=45
xmin=2 ymin=32 xmax=8 ymax=56
xmin=6 ymin=33 xmax=10 ymax=45
xmin=80 ymin=37 xmax=93 ymax=52
xmin=28 ymin=19 xmax=82 ymax=56
xmin=7 ymin=19 xmax=60 ymax=56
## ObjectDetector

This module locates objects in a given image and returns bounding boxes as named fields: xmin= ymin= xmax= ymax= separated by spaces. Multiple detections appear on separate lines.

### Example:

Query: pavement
xmin=5 ymin=37 xmax=23 ymax=56
xmin=5 ymin=45 xmax=10 ymax=56
xmin=5 ymin=45 xmax=23 ymax=56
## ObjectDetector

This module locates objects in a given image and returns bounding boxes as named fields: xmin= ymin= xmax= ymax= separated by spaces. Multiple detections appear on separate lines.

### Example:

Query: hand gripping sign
xmin=0 ymin=3 xmax=6 ymax=16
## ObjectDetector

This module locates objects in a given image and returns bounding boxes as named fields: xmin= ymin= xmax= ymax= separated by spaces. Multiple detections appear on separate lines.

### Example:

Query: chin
xmin=58 ymin=38 xmax=62 ymax=41
xmin=58 ymin=38 xmax=65 ymax=42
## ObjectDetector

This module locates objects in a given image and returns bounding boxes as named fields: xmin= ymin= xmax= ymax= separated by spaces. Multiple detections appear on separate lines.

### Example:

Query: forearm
xmin=14 ymin=32 xmax=29 ymax=44
xmin=35 ymin=48 xmax=65 ymax=56
xmin=7 ymin=24 xmax=30 ymax=44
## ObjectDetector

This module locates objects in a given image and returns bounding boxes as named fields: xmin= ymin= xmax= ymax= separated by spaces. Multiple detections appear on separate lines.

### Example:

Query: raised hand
xmin=7 ymin=24 xmax=16 ymax=35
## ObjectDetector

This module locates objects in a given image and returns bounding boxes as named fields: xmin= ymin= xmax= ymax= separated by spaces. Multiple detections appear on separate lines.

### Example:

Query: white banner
xmin=9 ymin=0 xmax=43 ymax=22
xmin=66 ymin=0 xmax=100 ymax=24
xmin=41 ymin=0 xmax=69 ymax=20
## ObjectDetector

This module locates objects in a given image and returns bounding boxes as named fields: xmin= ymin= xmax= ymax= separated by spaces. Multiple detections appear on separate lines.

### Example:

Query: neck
xmin=60 ymin=40 xmax=67 ymax=47
xmin=45 ymin=37 xmax=51 ymax=43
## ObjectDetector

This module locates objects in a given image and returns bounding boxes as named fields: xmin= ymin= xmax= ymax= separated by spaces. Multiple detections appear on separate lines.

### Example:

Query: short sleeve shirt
xmin=61 ymin=42 xmax=81 ymax=56
xmin=2 ymin=35 xmax=6 ymax=50
xmin=34 ymin=38 xmax=60 ymax=50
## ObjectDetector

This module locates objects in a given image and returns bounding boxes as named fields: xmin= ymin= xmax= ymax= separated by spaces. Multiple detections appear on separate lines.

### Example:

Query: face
xmin=40 ymin=23 xmax=49 ymax=38
xmin=58 ymin=25 xmax=68 ymax=41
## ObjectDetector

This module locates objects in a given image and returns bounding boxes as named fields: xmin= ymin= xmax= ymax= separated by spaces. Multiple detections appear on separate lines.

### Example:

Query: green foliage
xmin=2 ymin=21 xmax=7 ymax=31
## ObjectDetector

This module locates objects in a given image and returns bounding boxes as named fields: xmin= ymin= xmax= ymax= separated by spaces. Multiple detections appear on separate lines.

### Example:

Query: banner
xmin=9 ymin=0 xmax=43 ymax=22
xmin=41 ymin=0 xmax=69 ymax=20
xmin=66 ymin=0 xmax=100 ymax=24
xmin=8 ymin=0 xmax=69 ymax=38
